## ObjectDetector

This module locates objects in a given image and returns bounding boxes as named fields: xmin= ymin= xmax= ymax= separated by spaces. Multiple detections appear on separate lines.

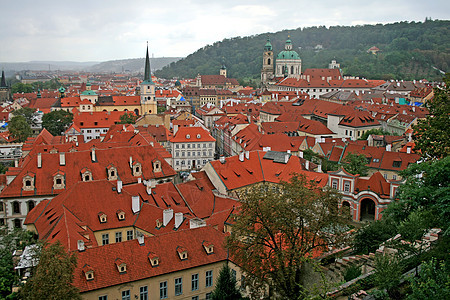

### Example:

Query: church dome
xmin=277 ymin=50 xmax=300 ymax=60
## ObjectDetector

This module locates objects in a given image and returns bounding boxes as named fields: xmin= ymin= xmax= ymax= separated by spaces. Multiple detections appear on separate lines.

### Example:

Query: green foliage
xmin=8 ymin=115 xmax=32 ymax=142
xmin=227 ymin=174 xmax=348 ymax=299
xmin=118 ymin=112 xmax=137 ymax=124
xmin=342 ymin=152 xmax=369 ymax=176
xmin=20 ymin=241 xmax=81 ymax=300
xmin=12 ymin=107 xmax=38 ymax=127
xmin=42 ymin=110 xmax=73 ymax=136
xmin=413 ymin=73 xmax=450 ymax=159
xmin=0 ymin=162 xmax=12 ymax=174
xmin=408 ymin=258 xmax=450 ymax=300
xmin=343 ymin=264 xmax=362 ymax=282
xmin=211 ymin=264 xmax=245 ymax=300
xmin=11 ymin=83 xmax=33 ymax=94
xmin=0 ymin=229 xmax=37 ymax=299
xmin=353 ymin=219 xmax=397 ymax=254
xmin=156 ymin=20 xmax=449 ymax=81
xmin=302 ymin=149 xmax=339 ymax=173
xmin=373 ymin=254 xmax=403 ymax=298
xmin=358 ymin=128 xmax=393 ymax=140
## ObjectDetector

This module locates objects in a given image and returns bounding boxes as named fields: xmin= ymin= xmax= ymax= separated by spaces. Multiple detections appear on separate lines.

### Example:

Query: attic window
xmin=115 ymin=259 xmax=127 ymax=274
xmin=148 ymin=252 xmax=159 ymax=267
xmin=117 ymin=210 xmax=125 ymax=221
xmin=176 ymin=246 xmax=188 ymax=260
xmin=107 ymin=165 xmax=118 ymax=181
xmin=22 ymin=175 xmax=35 ymax=191
xmin=81 ymin=169 xmax=93 ymax=182
xmin=132 ymin=162 xmax=142 ymax=177
xmin=202 ymin=241 xmax=214 ymax=254
xmin=196 ymin=134 xmax=201 ymax=139
xmin=186 ymin=134 xmax=190 ymax=139
xmin=53 ymin=173 xmax=65 ymax=190
xmin=98 ymin=213 xmax=107 ymax=223
xmin=82 ymin=265 xmax=94 ymax=281
xmin=152 ymin=160 xmax=162 ymax=173
xmin=392 ymin=160 xmax=402 ymax=168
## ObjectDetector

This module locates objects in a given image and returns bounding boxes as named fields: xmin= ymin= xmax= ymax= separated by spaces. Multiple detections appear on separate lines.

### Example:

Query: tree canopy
xmin=413 ymin=73 xmax=450 ymax=159
xmin=211 ymin=264 xmax=245 ymax=300
xmin=342 ymin=152 xmax=369 ymax=176
xmin=20 ymin=241 xmax=81 ymax=300
xmin=12 ymin=107 xmax=38 ymax=127
xmin=8 ymin=115 xmax=32 ymax=142
xmin=119 ymin=112 xmax=137 ymax=124
xmin=42 ymin=110 xmax=73 ymax=136
xmin=227 ymin=174 xmax=349 ymax=299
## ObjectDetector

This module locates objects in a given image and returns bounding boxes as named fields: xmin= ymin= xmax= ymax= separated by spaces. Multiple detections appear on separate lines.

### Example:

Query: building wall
xmin=80 ymin=261 xmax=244 ymax=300
xmin=171 ymin=141 xmax=215 ymax=171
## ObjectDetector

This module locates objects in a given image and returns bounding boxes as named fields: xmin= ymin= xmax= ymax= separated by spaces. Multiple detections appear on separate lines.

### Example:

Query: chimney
xmin=287 ymin=150 xmax=291 ymax=154
xmin=37 ymin=153 xmax=42 ymax=168
xmin=386 ymin=144 xmax=392 ymax=152
xmin=318 ymin=164 xmax=322 ymax=173
xmin=245 ymin=151 xmax=249 ymax=160
xmin=138 ymin=178 xmax=142 ymax=183
xmin=163 ymin=209 xmax=174 ymax=226
xmin=239 ymin=152 xmax=244 ymax=162
xmin=406 ymin=146 xmax=411 ymax=154
xmin=59 ymin=152 xmax=65 ymax=166
xmin=305 ymin=161 xmax=310 ymax=170
xmin=14 ymin=159 xmax=18 ymax=168
xmin=174 ymin=212 xmax=183 ymax=228
xmin=132 ymin=195 xmax=140 ymax=214
xmin=77 ymin=240 xmax=85 ymax=252
xmin=220 ymin=156 xmax=225 ymax=164
xmin=137 ymin=231 xmax=144 ymax=245
xmin=299 ymin=151 xmax=304 ymax=158
xmin=129 ymin=156 xmax=133 ymax=168
xmin=117 ymin=180 xmax=122 ymax=193
xmin=284 ymin=154 xmax=289 ymax=163
xmin=91 ymin=148 xmax=96 ymax=162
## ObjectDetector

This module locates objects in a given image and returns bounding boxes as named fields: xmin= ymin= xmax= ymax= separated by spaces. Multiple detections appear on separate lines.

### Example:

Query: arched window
xmin=291 ymin=66 xmax=294 ymax=74
xmin=12 ymin=201 xmax=21 ymax=214
xmin=27 ymin=201 xmax=35 ymax=213
xmin=267 ymin=58 xmax=271 ymax=66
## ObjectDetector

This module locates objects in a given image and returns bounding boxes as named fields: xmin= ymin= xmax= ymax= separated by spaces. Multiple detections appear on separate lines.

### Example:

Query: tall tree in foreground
xmin=342 ymin=152 xmax=369 ymax=176
xmin=42 ymin=110 xmax=73 ymax=136
xmin=211 ymin=264 xmax=245 ymax=300
xmin=227 ymin=174 xmax=349 ymax=299
xmin=20 ymin=241 xmax=81 ymax=300
xmin=413 ymin=73 xmax=449 ymax=159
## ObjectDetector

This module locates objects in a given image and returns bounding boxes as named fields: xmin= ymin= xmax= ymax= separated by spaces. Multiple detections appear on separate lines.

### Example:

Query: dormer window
xmin=148 ymin=252 xmax=159 ymax=267
xmin=176 ymin=246 xmax=188 ymax=260
xmin=82 ymin=265 xmax=94 ymax=281
xmin=22 ymin=174 xmax=35 ymax=191
xmin=152 ymin=160 xmax=162 ymax=173
xmin=81 ymin=168 xmax=92 ymax=182
xmin=116 ymin=210 xmax=125 ymax=221
xmin=98 ymin=212 xmax=107 ymax=223
xmin=186 ymin=134 xmax=190 ymax=139
xmin=202 ymin=241 xmax=214 ymax=254
xmin=132 ymin=162 xmax=142 ymax=177
xmin=107 ymin=164 xmax=118 ymax=181
xmin=115 ymin=258 xmax=127 ymax=274
xmin=196 ymin=134 xmax=201 ymax=139
xmin=53 ymin=171 xmax=65 ymax=190
xmin=156 ymin=219 xmax=162 ymax=228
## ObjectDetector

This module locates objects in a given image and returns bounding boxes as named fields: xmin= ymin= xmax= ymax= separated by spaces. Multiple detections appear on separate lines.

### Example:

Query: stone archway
xmin=360 ymin=198 xmax=376 ymax=221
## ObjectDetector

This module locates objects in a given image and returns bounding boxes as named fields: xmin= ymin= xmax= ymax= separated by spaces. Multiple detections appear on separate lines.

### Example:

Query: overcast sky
xmin=0 ymin=0 xmax=448 ymax=62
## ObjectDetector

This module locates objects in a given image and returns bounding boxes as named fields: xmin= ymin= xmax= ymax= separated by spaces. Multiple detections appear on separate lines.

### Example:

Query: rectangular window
xmin=102 ymin=233 xmax=109 ymax=245
xmin=344 ymin=181 xmax=350 ymax=193
xmin=206 ymin=270 xmax=213 ymax=287
xmin=393 ymin=175 xmax=397 ymax=180
xmin=160 ymin=281 xmax=167 ymax=299
xmin=332 ymin=179 xmax=338 ymax=189
xmin=231 ymin=269 xmax=237 ymax=281
xmin=126 ymin=230 xmax=133 ymax=241
xmin=99 ymin=296 xmax=107 ymax=300
xmin=115 ymin=232 xmax=122 ymax=243
xmin=191 ymin=274 xmax=199 ymax=291
xmin=122 ymin=290 xmax=130 ymax=300
xmin=192 ymin=297 xmax=199 ymax=300
xmin=140 ymin=286 xmax=148 ymax=300
xmin=175 ymin=277 xmax=182 ymax=296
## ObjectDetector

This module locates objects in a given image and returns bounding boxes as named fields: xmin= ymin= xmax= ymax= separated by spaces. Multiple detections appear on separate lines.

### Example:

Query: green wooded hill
xmin=155 ymin=19 xmax=449 ymax=83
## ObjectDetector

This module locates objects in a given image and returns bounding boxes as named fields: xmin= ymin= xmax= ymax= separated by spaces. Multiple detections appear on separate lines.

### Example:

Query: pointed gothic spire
xmin=0 ymin=70 xmax=6 ymax=88
xmin=143 ymin=42 xmax=154 ymax=84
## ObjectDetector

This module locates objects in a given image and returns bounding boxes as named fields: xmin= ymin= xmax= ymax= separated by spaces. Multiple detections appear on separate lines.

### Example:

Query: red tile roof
xmin=170 ymin=127 xmax=215 ymax=143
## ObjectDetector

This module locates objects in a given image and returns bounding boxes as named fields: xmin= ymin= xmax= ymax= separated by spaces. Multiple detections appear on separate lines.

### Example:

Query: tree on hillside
xmin=211 ymin=264 xmax=245 ymax=300
xmin=342 ymin=152 xmax=369 ymax=176
xmin=8 ymin=115 xmax=32 ymax=142
xmin=42 ymin=110 xmax=73 ymax=136
xmin=11 ymin=83 xmax=33 ymax=94
xmin=20 ymin=241 xmax=81 ymax=300
xmin=119 ymin=112 xmax=137 ymax=124
xmin=227 ymin=174 xmax=349 ymax=299
xmin=413 ymin=73 xmax=449 ymax=159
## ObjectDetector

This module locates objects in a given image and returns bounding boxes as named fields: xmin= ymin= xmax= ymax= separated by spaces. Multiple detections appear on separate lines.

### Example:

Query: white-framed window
xmin=115 ymin=232 xmax=122 ymax=243
xmin=160 ymin=281 xmax=168 ymax=299
xmin=122 ymin=290 xmax=130 ymax=300
xmin=206 ymin=270 xmax=213 ymax=287
xmin=191 ymin=273 xmax=199 ymax=291
xmin=127 ymin=230 xmax=133 ymax=240
xmin=332 ymin=179 xmax=338 ymax=189
xmin=140 ymin=286 xmax=148 ymax=300
xmin=102 ymin=234 xmax=109 ymax=245
xmin=344 ymin=181 xmax=350 ymax=193
xmin=175 ymin=277 xmax=183 ymax=296
xmin=99 ymin=296 xmax=107 ymax=300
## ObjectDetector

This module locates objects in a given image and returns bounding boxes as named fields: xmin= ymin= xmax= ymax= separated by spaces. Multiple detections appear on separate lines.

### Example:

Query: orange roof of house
xmin=170 ymin=127 xmax=215 ymax=143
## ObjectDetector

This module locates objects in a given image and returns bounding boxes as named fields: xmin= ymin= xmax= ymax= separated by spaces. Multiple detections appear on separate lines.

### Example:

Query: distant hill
xmin=155 ymin=19 xmax=449 ymax=82
xmin=0 ymin=57 xmax=182 ymax=73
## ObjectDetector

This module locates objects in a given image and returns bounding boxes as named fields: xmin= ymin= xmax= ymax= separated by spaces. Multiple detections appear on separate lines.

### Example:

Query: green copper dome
xmin=277 ymin=50 xmax=300 ymax=60
xmin=264 ymin=39 xmax=273 ymax=51
xmin=81 ymin=90 xmax=97 ymax=96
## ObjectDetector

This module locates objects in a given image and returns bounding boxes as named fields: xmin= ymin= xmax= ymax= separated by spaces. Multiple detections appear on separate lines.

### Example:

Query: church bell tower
xmin=140 ymin=43 xmax=157 ymax=115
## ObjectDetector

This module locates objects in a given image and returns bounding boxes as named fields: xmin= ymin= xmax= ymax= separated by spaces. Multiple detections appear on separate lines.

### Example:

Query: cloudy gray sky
xmin=0 ymin=0 xmax=448 ymax=62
